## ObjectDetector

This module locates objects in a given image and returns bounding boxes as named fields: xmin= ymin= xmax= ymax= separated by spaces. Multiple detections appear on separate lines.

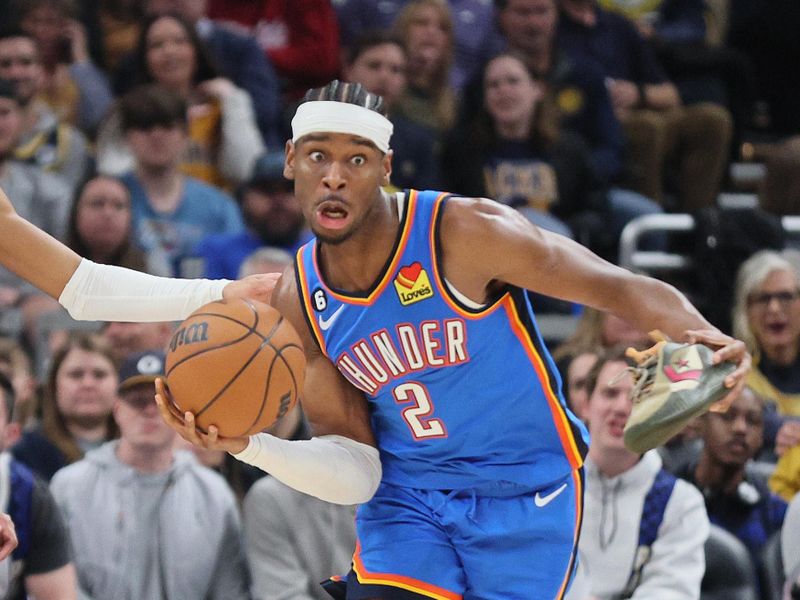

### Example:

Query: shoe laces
xmin=610 ymin=342 xmax=666 ymax=405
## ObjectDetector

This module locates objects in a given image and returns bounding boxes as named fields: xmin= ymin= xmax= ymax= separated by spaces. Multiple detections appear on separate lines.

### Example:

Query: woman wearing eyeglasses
xmin=732 ymin=250 xmax=800 ymax=461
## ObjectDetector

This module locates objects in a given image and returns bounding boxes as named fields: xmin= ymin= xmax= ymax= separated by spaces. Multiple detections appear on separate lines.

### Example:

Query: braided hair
xmin=302 ymin=80 xmax=389 ymax=118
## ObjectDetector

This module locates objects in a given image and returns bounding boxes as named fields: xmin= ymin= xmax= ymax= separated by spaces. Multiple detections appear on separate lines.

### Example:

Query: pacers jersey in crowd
xmin=296 ymin=189 xmax=589 ymax=490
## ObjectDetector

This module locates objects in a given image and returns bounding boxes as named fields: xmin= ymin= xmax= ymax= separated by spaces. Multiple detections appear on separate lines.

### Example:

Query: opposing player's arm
xmin=0 ymin=187 xmax=80 ymax=298
xmin=441 ymin=198 xmax=749 ymax=388
xmin=0 ymin=186 xmax=275 ymax=319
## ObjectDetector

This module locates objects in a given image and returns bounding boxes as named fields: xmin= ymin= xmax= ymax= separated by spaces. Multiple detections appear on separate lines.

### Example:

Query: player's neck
xmin=318 ymin=191 xmax=399 ymax=292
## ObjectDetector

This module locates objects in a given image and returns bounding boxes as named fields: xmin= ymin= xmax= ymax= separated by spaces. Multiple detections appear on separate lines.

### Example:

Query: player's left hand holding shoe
xmin=621 ymin=329 xmax=750 ymax=454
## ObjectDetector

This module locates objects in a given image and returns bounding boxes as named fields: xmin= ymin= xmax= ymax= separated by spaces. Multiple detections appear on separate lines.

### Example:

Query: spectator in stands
xmin=238 ymin=246 xmax=293 ymax=279
xmin=194 ymin=150 xmax=306 ymax=280
xmin=0 ymin=76 xmax=71 ymax=343
xmin=770 ymin=444 xmax=800 ymax=502
xmin=11 ymin=333 xmax=119 ymax=482
xmin=560 ymin=348 xmax=598 ymax=417
xmin=677 ymin=386 xmax=787 ymax=560
xmin=732 ymin=250 xmax=800 ymax=457
xmin=50 ymin=349 xmax=250 ymax=599
xmin=97 ymin=13 xmax=264 ymax=188
xmin=492 ymin=0 xmax=663 ymax=256
xmin=137 ymin=0 xmax=282 ymax=144
xmin=342 ymin=30 xmax=441 ymax=191
xmin=77 ymin=0 xmax=143 ymax=74
xmin=101 ymin=321 xmax=175 ymax=363
xmin=66 ymin=175 xmax=153 ymax=275
xmin=569 ymin=344 xmax=708 ymax=599
xmin=598 ymin=0 xmax=756 ymax=153
xmin=0 ymin=337 xmax=37 ymax=434
xmin=241 ymin=382 xmax=352 ymax=600
xmin=783 ymin=492 xmax=800 ymax=599
xmin=245 ymin=476 xmax=357 ymax=600
xmin=207 ymin=0 xmax=341 ymax=103
xmin=334 ymin=0 xmax=498 ymax=92
xmin=0 ymin=29 xmax=91 ymax=192
xmin=557 ymin=0 xmax=733 ymax=211
xmin=112 ymin=84 xmax=244 ymax=277
xmin=14 ymin=0 xmax=114 ymax=135
xmin=553 ymin=307 xmax=649 ymax=361
xmin=444 ymin=51 xmax=593 ymax=237
xmin=0 ymin=371 xmax=79 ymax=600
xmin=393 ymin=0 xmax=457 ymax=134
xmin=490 ymin=0 xmax=624 ymax=189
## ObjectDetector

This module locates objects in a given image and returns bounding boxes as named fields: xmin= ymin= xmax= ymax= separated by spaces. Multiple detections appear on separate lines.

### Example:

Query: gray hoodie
xmin=50 ymin=442 xmax=250 ymax=600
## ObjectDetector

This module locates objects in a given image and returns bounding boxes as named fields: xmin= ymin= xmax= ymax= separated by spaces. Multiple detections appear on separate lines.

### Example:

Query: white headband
xmin=291 ymin=101 xmax=394 ymax=153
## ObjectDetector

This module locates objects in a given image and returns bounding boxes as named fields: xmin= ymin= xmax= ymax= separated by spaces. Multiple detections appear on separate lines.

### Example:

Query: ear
xmin=381 ymin=149 xmax=393 ymax=187
xmin=3 ymin=423 xmax=20 ymax=450
xmin=284 ymin=140 xmax=296 ymax=180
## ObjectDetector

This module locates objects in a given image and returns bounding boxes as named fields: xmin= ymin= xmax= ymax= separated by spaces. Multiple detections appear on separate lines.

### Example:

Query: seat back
xmin=701 ymin=524 xmax=759 ymax=600
xmin=758 ymin=530 xmax=784 ymax=600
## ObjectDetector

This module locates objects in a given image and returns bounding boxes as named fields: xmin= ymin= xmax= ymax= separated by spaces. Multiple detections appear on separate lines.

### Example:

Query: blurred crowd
xmin=0 ymin=0 xmax=799 ymax=598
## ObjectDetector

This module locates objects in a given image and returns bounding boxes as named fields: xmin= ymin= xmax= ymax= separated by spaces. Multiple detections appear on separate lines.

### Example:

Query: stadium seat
xmin=701 ymin=524 xmax=759 ymax=600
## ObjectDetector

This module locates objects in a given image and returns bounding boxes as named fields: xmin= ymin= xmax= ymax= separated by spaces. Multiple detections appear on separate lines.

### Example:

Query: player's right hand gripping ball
xmin=622 ymin=340 xmax=737 ymax=454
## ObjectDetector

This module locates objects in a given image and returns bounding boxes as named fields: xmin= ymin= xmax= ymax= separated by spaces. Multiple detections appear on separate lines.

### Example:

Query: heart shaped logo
xmin=397 ymin=262 xmax=423 ymax=288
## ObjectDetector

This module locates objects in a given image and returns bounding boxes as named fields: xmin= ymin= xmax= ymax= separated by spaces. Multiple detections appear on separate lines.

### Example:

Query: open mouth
xmin=316 ymin=201 xmax=351 ymax=230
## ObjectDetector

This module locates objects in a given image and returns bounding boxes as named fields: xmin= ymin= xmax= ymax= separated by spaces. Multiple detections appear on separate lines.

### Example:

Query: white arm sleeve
xmin=233 ymin=434 xmax=381 ymax=505
xmin=58 ymin=259 xmax=229 ymax=322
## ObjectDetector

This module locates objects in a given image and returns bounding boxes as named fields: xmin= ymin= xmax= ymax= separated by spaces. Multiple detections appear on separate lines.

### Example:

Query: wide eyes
xmin=307 ymin=152 xmax=367 ymax=166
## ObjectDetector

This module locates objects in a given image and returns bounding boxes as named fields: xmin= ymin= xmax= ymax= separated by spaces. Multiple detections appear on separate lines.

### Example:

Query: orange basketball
xmin=164 ymin=298 xmax=305 ymax=437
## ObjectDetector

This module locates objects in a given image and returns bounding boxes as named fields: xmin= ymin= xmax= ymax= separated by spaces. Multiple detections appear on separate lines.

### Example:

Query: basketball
xmin=164 ymin=298 xmax=305 ymax=438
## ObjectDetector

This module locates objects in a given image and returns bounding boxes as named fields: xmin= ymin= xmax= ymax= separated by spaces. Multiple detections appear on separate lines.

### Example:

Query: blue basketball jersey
xmin=296 ymin=189 xmax=589 ymax=490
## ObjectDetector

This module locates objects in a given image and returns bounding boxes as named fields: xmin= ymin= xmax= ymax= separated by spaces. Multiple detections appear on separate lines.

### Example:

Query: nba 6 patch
xmin=394 ymin=262 xmax=434 ymax=306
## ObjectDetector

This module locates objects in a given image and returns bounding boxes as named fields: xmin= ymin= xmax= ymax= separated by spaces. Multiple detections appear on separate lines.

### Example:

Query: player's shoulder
xmin=439 ymin=195 xmax=523 ymax=239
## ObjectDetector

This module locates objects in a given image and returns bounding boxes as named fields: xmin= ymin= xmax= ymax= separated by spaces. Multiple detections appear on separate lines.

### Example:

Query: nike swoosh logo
xmin=534 ymin=483 xmax=568 ymax=508
xmin=318 ymin=305 xmax=344 ymax=331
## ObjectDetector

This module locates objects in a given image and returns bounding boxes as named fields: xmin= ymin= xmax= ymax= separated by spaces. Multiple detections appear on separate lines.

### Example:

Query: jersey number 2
xmin=393 ymin=382 xmax=447 ymax=440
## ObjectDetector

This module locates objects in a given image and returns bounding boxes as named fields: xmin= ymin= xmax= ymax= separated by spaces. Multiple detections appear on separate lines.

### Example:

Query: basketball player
xmin=152 ymin=81 xmax=750 ymax=600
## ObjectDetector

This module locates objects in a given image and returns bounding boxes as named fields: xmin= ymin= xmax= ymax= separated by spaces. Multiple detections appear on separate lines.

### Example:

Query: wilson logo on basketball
xmin=394 ymin=262 xmax=434 ymax=306
xmin=169 ymin=322 xmax=209 ymax=351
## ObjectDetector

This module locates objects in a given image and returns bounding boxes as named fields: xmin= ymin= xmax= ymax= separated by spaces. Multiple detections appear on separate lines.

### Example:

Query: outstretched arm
xmin=0 ymin=187 xmax=276 ymax=319
xmin=0 ymin=188 xmax=80 ymax=299
xmin=441 ymin=198 xmax=749 ymax=394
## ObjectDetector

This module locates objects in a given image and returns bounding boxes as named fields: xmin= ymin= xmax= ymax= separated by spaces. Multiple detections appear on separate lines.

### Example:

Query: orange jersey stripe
xmin=556 ymin=469 xmax=584 ymax=599
xmin=503 ymin=298 xmax=584 ymax=469
xmin=295 ymin=248 xmax=328 ymax=356
xmin=314 ymin=190 xmax=419 ymax=306
xmin=352 ymin=541 xmax=462 ymax=600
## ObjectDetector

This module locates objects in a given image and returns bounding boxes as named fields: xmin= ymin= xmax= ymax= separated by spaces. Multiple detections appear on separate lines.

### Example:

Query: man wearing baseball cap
xmin=194 ymin=150 xmax=312 ymax=279
xmin=50 ymin=350 xmax=251 ymax=600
